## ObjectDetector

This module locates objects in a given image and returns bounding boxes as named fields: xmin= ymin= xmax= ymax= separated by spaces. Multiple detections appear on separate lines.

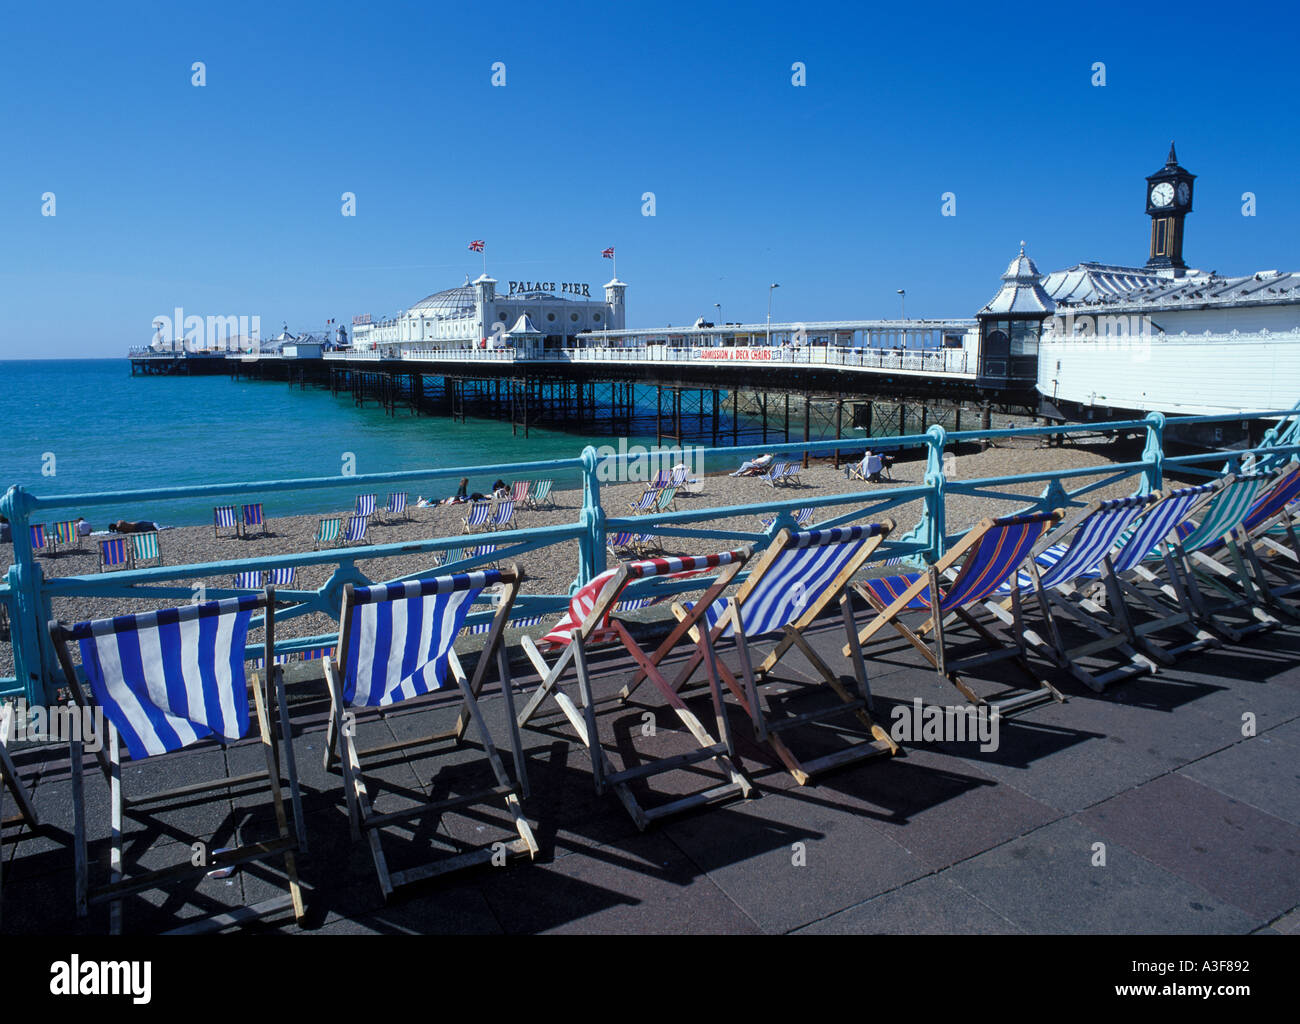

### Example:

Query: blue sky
xmin=2 ymin=0 xmax=1297 ymax=358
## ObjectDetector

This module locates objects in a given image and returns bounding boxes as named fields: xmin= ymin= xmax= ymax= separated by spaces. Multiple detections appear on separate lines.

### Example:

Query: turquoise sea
xmin=0 ymin=360 xmax=649 ymax=528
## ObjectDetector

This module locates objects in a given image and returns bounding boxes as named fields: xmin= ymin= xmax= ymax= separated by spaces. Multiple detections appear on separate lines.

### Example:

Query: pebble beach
xmin=2 ymin=433 xmax=1162 ymax=677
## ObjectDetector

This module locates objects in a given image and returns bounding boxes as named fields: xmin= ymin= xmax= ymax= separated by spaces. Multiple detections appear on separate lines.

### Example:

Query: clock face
xmin=1151 ymin=182 xmax=1175 ymax=207
xmin=1177 ymin=181 xmax=1191 ymax=205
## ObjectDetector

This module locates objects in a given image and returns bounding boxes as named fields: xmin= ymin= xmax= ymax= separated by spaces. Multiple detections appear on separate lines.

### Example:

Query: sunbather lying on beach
xmin=730 ymin=453 xmax=774 ymax=477
xmin=108 ymin=519 xmax=161 ymax=534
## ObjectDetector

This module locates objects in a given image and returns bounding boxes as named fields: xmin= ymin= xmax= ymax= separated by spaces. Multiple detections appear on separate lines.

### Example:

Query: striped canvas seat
xmin=666 ymin=467 xmax=688 ymax=488
xmin=65 ymin=596 xmax=260 ymax=758
xmin=490 ymin=499 xmax=515 ymax=530
xmin=1238 ymin=463 xmax=1300 ymax=536
xmin=384 ymin=492 xmax=408 ymax=520
xmin=322 ymin=566 xmax=536 ymax=894
xmin=649 ymin=470 xmax=670 ymax=489
xmin=314 ymin=516 xmax=341 ymax=548
xmin=527 ymin=478 xmax=554 ymax=509
xmin=759 ymin=462 xmax=786 ymax=487
xmin=340 ymin=572 xmax=497 ymax=707
xmin=509 ymin=481 xmax=529 ymax=503
xmin=233 ymin=570 xmax=264 ymax=590
xmin=131 ymin=531 xmax=161 ymax=566
xmin=695 ymin=526 xmax=890 ymax=639
xmin=241 ymin=503 xmax=266 ymax=535
xmin=343 ymin=514 xmax=368 ymax=544
xmin=627 ymin=488 xmax=659 ymax=514
xmin=53 ymin=519 xmax=79 ymax=552
xmin=233 ymin=567 xmax=295 ymax=590
xmin=517 ymin=545 xmax=755 ymax=829
xmin=758 ymin=507 xmax=815 ymax=531
xmin=653 ymin=486 xmax=678 ymax=512
xmin=354 ymin=494 xmax=377 ymax=518
xmin=267 ymin=566 xmax=295 ymax=587
xmin=98 ymin=537 xmax=130 ymax=572
xmin=49 ymin=594 xmax=306 ymax=932
xmin=668 ymin=525 xmax=898 ymax=784
xmin=463 ymin=500 xmax=492 ymax=531
xmin=851 ymin=510 xmax=1065 ymax=716
xmin=29 ymin=524 xmax=49 ymax=555
xmin=213 ymin=505 xmax=239 ymax=537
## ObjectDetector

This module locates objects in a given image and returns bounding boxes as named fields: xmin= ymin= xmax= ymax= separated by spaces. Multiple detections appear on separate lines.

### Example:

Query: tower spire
xmin=1167 ymin=140 xmax=1178 ymax=166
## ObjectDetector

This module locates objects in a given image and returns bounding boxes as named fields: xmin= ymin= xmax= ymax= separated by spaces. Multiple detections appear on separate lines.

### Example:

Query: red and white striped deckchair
xmin=516 ymin=547 xmax=755 ymax=829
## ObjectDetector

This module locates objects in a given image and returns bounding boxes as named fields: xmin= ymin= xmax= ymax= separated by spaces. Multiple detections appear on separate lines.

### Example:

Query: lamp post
xmin=767 ymin=283 xmax=780 ymax=346
xmin=897 ymin=289 xmax=906 ymax=350
xmin=714 ymin=303 xmax=721 ymax=347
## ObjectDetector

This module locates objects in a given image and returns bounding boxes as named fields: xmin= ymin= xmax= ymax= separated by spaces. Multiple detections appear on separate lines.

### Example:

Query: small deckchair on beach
xmin=320 ymin=569 xmax=537 ymax=898
xmin=213 ymin=505 xmax=239 ymax=539
xmin=515 ymin=548 xmax=754 ymax=830
xmin=846 ymin=454 xmax=884 ymax=482
xmin=241 ymin=502 xmax=267 ymax=537
xmin=383 ymin=491 xmax=409 ymax=523
xmin=130 ymin=531 xmax=161 ymax=568
xmin=462 ymin=500 xmax=492 ymax=533
xmin=759 ymin=461 xmax=788 ymax=487
xmin=607 ymin=532 xmax=640 ymax=560
xmin=652 ymin=485 xmax=678 ymax=513
xmin=667 ymin=524 xmax=899 ymax=784
xmin=850 ymin=510 xmax=1065 ymax=715
xmin=648 ymin=469 xmax=670 ymax=490
xmin=97 ymin=536 xmax=130 ymax=572
xmin=354 ymin=494 xmax=377 ymax=519
xmin=29 ymin=524 xmax=49 ymax=557
xmin=234 ymin=567 xmax=297 ymax=591
xmin=342 ymin=514 xmax=369 ymax=546
xmin=48 ymin=592 xmax=306 ymax=933
xmin=780 ymin=461 xmax=803 ymax=486
xmin=627 ymin=487 xmax=660 ymax=514
xmin=313 ymin=516 xmax=342 ymax=549
xmin=526 ymin=478 xmax=555 ymax=510
xmin=758 ymin=507 xmax=815 ymax=531
xmin=52 ymin=519 xmax=80 ymax=553
xmin=509 ymin=481 xmax=529 ymax=505
xmin=489 ymin=498 xmax=515 ymax=531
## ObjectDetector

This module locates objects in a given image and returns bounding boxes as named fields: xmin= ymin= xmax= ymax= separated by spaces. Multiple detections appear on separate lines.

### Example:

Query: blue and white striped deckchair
xmin=98 ymin=536 xmax=130 ymax=573
xmin=626 ymin=487 xmax=659 ymax=514
xmin=758 ymin=507 xmax=815 ymax=531
xmin=779 ymin=462 xmax=802 ymax=486
xmin=527 ymin=478 xmax=555 ymax=510
xmin=516 ymin=547 xmax=756 ymax=830
xmin=489 ymin=498 xmax=515 ymax=530
xmin=607 ymin=532 xmax=639 ymax=559
xmin=383 ymin=491 xmax=409 ymax=522
xmin=233 ymin=570 xmax=264 ymax=590
xmin=462 ymin=500 xmax=492 ymax=533
xmin=670 ymin=524 xmax=897 ymax=783
xmin=1203 ymin=463 xmax=1300 ymax=614
xmin=759 ymin=462 xmax=786 ymax=487
xmin=321 ymin=567 xmax=536 ymax=896
xmin=267 ymin=566 xmax=295 ymax=587
xmin=241 ymin=503 xmax=266 ymax=537
xmin=131 ymin=531 xmax=161 ymax=567
xmin=342 ymin=514 xmax=369 ymax=545
xmin=29 ymin=524 xmax=49 ymax=557
xmin=213 ymin=505 xmax=239 ymax=538
xmin=354 ymin=494 xmax=377 ymax=518
xmin=852 ymin=509 xmax=1066 ymax=715
xmin=666 ymin=466 xmax=688 ymax=489
xmin=649 ymin=469 xmax=670 ymax=490
xmin=47 ymin=595 xmax=305 ymax=933
xmin=314 ymin=516 xmax=341 ymax=549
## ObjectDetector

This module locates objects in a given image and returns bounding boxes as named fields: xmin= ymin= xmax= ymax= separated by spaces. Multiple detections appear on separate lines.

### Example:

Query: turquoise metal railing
xmin=4 ymin=405 xmax=1299 ymax=704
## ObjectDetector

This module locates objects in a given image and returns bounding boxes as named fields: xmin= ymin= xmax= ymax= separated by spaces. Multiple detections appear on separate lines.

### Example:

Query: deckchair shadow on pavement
xmin=48 ymin=591 xmax=306 ymax=934
xmin=320 ymin=568 xmax=536 ymax=900
xmin=849 ymin=509 xmax=1065 ymax=716
xmin=515 ymin=548 xmax=755 ymax=830
xmin=665 ymin=524 xmax=900 ymax=785
xmin=1 ymin=702 xmax=40 ymax=905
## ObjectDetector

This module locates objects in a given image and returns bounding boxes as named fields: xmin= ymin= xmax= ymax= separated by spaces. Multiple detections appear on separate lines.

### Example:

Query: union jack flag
xmin=468 ymin=239 xmax=485 ymax=252
xmin=601 ymin=247 xmax=615 ymax=259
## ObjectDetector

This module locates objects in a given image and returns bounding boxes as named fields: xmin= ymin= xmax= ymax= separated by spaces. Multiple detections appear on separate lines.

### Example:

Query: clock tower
xmin=1145 ymin=141 xmax=1195 ymax=273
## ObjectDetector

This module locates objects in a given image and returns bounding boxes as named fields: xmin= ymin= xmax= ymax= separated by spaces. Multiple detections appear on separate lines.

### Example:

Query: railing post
xmin=578 ymin=445 xmax=605 ymax=588
xmin=924 ymin=426 xmax=948 ymax=559
xmin=1 ymin=485 xmax=51 ymax=703
xmin=1141 ymin=411 xmax=1166 ymax=494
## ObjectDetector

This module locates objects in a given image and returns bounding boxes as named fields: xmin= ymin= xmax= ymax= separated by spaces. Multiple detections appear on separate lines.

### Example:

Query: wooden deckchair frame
xmin=515 ymin=548 xmax=755 ymax=830
xmin=664 ymin=524 xmax=899 ymax=785
xmin=321 ymin=568 xmax=537 ymax=899
xmin=48 ymin=589 xmax=306 ymax=934
xmin=847 ymin=511 xmax=1066 ymax=716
